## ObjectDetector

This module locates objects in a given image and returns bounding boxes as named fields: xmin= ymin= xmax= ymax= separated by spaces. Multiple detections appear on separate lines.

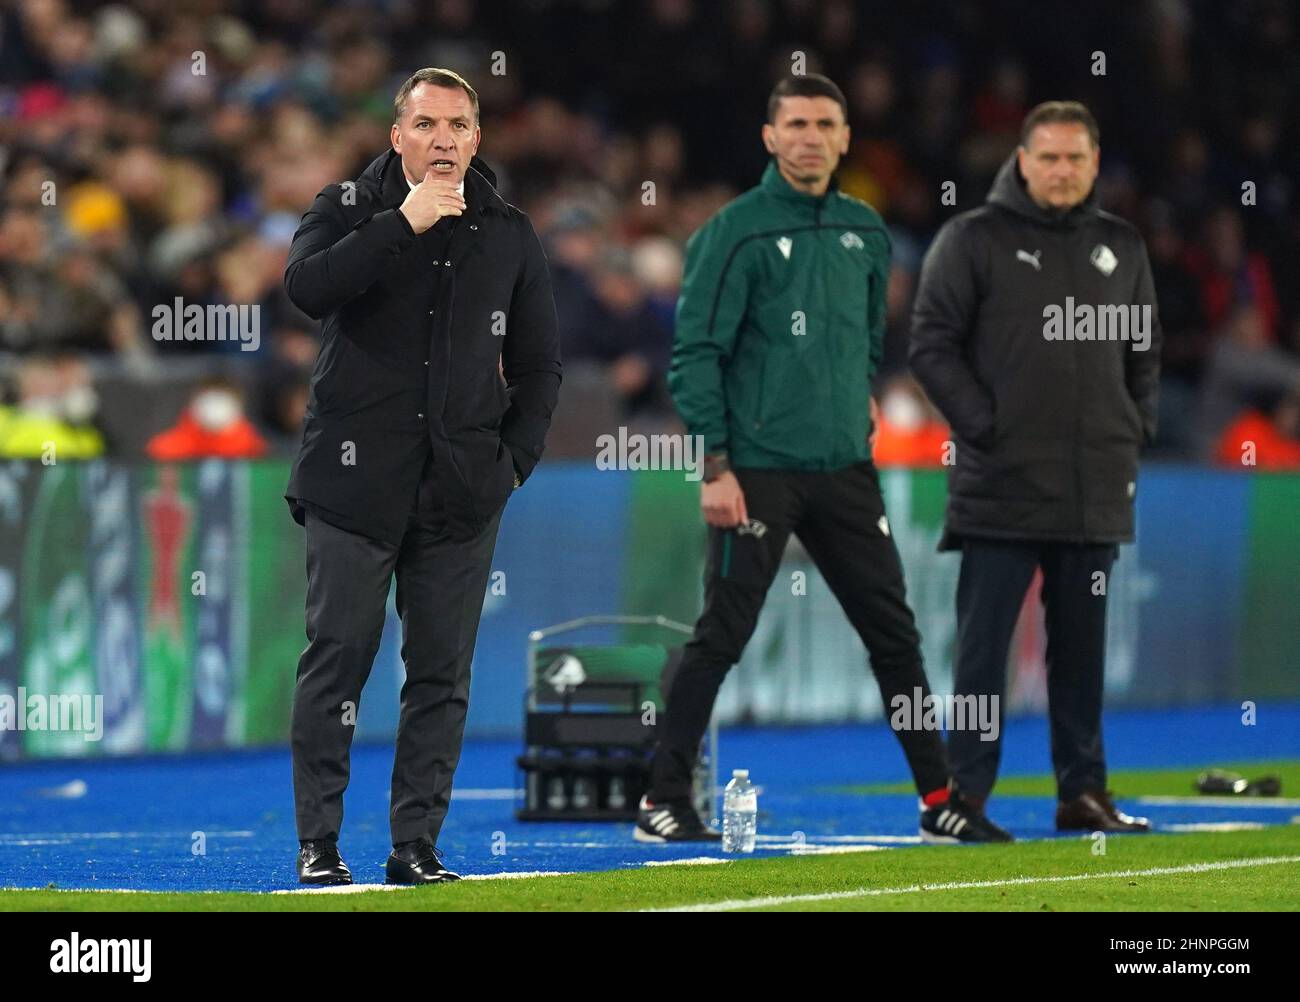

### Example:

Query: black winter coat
xmin=909 ymin=152 xmax=1161 ymax=550
xmin=283 ymin=149 xmax=561 ymax=545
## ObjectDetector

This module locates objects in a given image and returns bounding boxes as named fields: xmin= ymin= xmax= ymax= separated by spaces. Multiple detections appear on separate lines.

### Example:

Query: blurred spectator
xmin=1184 ymin=206 xmax=1281 ymax=341
xmin=568 ymin=246 xmax=673 ymax=417
xmin=1146 ymin=202 xmax=1207 ymax=455
xmin=1198 ymin=307 xmax=1300 ymax=457
xmin=0 ymin=205 xmax=141 ymax=353
xmin=0 ymin=352 xmax=104 ymax=458
xmin=146 ymin=375 xmax=268 ymax=459
xmin=0 ymin=0 xmax=1294 ymax=462
xmin=1214 ymin=390 xmax=1300 ymax=469
xmin=871 ymin=374 xmax=950 ymax=467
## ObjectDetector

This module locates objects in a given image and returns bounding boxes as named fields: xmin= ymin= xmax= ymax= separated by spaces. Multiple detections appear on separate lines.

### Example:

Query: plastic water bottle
xmin=607 ymin=776 xmax=626 ymax=811
xmin=722 ymin=769 xmax=757 ymax=853
xmin=572 ymin=776 xmax=592 ymax=810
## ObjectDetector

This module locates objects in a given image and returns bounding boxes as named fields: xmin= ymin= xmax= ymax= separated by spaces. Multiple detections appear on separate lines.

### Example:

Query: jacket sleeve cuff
xmin=376 ymin=205 xmax=416 ymax=242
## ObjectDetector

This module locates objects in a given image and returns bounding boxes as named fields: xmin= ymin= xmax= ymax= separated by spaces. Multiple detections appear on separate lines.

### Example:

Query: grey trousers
xmin=290 ymin=489 xmax=503 ymax=847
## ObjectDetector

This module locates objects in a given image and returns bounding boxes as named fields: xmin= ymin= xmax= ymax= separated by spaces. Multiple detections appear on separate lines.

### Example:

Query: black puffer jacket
xmin=909 ymin=152 xmax=1161 ymax=550
xmin=283 ymin=149 xmax=561 ymax=545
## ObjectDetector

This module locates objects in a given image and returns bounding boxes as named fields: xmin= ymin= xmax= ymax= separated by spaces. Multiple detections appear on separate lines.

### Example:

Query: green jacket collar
xmin=760 ymin=159 xmax=840 ymax=205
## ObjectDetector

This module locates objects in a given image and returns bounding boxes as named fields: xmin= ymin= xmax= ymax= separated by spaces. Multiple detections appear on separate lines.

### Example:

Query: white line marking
xmin=1139 ymin=796 xmax=1300 ymax=808
xmin=527 ymin=842 xmax=617 ymax=849
xmin=0 ymin=831 xmax=255 ymax=841
xmin=2 ymin=888 xmax=226 ymax=895
xmin=274 ymin=884 xmax=409 ymax=895
xmin=644 ymin=857 xmax=731 ymax=867
xmin=643 ymin=854 xmax=1300 ymax=912
xmin=450 ymin=788 xmax=524 ymax=801
xmin=273 ymin=871 xmax=577 ymax=891
xmin=1160 ymin=822 xmax=1268 ymax=832
xmin=0 ymin=839 xmax=72 ymax=846
xmin=461 ymin=871 xmax=574 ymax=880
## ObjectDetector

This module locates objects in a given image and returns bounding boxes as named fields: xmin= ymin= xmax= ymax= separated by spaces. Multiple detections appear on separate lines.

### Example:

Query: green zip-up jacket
xmin=668 ymin=159 xmax=891 ymax=470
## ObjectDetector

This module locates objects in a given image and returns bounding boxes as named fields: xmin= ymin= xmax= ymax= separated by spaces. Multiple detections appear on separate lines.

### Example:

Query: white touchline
xmin=1161 ymin=823 xmax=1267 ymax=832
xmin=0 ymin=830 xmax=256 ymax=840
xmin=1139 ymin=796 xmax=1300 ymax=808
xmin=450 ymin=788 xmax=524 ymax=800
xmin=642 ymin=854 xmax=1300 ymax=912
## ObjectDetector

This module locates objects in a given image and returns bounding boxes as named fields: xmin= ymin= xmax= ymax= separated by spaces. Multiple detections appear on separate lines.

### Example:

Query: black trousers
xmin=290 ymin=452 xmax=504 ymax=846
xmin=649 ymin=460 xmax=949 ymax=803
xmin=947 ymin=538 xmax=1117 ymax=804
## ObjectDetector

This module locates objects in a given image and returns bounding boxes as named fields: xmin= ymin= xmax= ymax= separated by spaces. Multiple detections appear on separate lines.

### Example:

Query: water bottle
xmin=722 ymin=769 xmax=757 ymax=853
xmin=546 ymin=777 xmax=567 ymax=812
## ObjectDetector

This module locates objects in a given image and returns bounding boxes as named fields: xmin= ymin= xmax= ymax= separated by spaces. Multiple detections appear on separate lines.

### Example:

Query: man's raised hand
xmin=398 ymin=167 xmax=466 ymax=234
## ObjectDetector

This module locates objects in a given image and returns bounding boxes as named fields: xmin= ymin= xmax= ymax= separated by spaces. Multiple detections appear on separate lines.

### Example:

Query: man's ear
xmin=391 ymin=122 xmax=401 ymax=152
xmin=761 ymin=123 xmax=775 ymax=154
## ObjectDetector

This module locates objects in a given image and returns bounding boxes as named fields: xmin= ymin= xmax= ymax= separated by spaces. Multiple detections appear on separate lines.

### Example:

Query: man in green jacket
xmin=636 ymin=74 xmax=1010 ymax=845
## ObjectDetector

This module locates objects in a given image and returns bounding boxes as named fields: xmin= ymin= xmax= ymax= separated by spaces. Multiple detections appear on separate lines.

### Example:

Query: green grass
xmin=6 ymin=762 xmax=1296 ymax=912
xmin=825 ymin=760 xmax=1300 ymax=798
xmin=2 ymin=827 xmax=1297 ymax=912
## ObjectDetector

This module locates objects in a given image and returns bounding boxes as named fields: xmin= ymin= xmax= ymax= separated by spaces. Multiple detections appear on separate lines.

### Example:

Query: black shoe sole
xmin=384 ymin=874 xmax=459 ymax=884
xmin=384 ymin=861 xmax=460 ymax=884
xmin=298 ymin=873 xmax=353 ymax=886
xmin=634 ymin=824 xmax=722 ymax=844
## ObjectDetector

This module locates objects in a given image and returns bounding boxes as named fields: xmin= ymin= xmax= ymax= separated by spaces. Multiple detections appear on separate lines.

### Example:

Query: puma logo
xmin=1016 ymin=249 xmax=1042 ymax=271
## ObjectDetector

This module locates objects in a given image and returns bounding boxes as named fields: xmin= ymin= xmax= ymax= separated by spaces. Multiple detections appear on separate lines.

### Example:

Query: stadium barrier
xmin=0 ymin=459 xmax=1295 ymax=760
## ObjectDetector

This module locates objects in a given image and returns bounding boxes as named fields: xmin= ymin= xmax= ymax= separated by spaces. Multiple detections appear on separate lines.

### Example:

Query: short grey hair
xmin=393 ymin=68 xmax=479 ymax=125
xmin=1020 ymin=100 xmax=1100 ymax=149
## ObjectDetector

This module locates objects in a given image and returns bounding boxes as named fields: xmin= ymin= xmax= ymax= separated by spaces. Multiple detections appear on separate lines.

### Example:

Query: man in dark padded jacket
xmin=910 ymin=101 xmax=1160 ymax=836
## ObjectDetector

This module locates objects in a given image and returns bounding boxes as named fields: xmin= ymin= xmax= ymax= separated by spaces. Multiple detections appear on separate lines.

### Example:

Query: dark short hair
xmin=1019 ymin=101 xmax=1100 ymax=149
xmin=766 ymin=74 xmax=848 ymax=124
xmin=393 ymin=67 xmax=479 ymax=125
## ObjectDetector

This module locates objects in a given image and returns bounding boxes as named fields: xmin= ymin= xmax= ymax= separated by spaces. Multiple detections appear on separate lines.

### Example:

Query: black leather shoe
xmin=1056 ymin=790 xmax=1151 ymax=832
xmin=297 ymin=839 xmax=352 ymax=885
xmin=386 ymin=838 xmax=460 ymax=884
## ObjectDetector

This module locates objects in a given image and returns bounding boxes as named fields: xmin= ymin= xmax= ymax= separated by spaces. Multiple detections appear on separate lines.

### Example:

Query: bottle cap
xmin=733 ymin=769 xmax=749 ymax=779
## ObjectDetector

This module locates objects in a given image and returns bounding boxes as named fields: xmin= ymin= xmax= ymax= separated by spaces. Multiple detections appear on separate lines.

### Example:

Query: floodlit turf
xmin=827 ymin=760 xmax=1300 ymax=798
xmin=4 ymin=710 xmax=1296 ymax=909
xmin=2 ymin=828 xmax=1297 ymax=912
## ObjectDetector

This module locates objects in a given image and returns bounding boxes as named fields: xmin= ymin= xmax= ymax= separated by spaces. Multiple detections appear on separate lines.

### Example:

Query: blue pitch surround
xmin=1 ymin=704 xmax=1297 ymax=894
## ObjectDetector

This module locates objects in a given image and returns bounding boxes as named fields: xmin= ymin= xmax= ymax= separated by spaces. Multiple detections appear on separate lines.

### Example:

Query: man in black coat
xmin=910 ymin=101 xmax=1159 ymax=836
xmin=282 ymin=68 xmax=561 ymax=884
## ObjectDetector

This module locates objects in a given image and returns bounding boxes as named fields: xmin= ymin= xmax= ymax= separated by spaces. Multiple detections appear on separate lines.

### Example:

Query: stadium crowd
xmin=1 ymin=0 xmax=1298 ymax=465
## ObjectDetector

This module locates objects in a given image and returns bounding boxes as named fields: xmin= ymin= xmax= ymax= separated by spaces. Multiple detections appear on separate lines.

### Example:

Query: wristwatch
xmin=702 ymin=452 xmax=730 ymax=483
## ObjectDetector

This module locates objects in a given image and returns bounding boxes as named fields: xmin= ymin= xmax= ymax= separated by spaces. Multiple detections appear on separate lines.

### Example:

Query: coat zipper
xmin=1061 ymin=228 xmax=1086 ymax=539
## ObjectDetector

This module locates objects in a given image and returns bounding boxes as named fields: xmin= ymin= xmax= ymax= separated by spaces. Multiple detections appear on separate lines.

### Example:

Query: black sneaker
xmin=385 ymin=837 xmax=460 ymax=884
xmin=297 ymin=839 xmax=352 ymax=885
xmin=634 ymin=795 xmax=722 ymax=843
xmin=920 ymin=793 xmax=1014 ymax=844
